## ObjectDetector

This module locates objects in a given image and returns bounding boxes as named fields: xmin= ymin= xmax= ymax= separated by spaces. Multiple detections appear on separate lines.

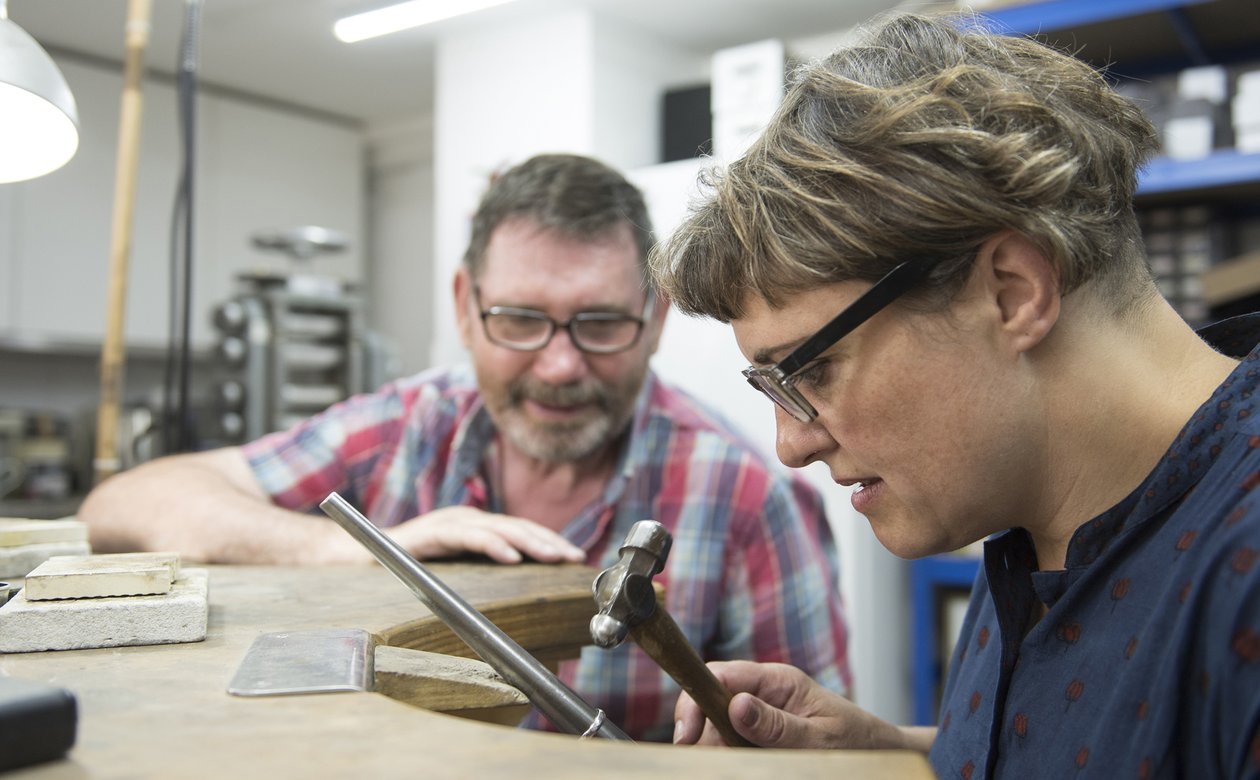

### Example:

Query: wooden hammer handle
xmin=629 ymin=607 xmax=754 ymax=748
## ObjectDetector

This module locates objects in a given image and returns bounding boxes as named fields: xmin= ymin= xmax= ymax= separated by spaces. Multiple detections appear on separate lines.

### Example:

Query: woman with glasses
xmin=656 ymin=13 xmax=1260 ymax=780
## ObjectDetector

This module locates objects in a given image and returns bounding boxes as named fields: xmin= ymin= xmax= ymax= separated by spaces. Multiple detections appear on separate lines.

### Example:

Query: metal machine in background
xmin=210 ymin=227 xmax=398 ymax=443
xmin=212 ymin=272 xmax=397 ymax=443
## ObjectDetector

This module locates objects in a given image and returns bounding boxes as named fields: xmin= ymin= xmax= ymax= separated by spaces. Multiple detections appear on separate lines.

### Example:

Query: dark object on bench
xmin=0 ymin=675 xmax=77 ymax=772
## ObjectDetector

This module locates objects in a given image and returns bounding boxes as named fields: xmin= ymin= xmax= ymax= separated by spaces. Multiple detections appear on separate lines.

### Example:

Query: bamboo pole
xmin=94 ymin=0 xmax=152 ymax=485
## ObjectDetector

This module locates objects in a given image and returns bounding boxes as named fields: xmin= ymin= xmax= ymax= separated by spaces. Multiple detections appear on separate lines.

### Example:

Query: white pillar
xmin=430 ymin=8 xmax=704 ymax=364
xmin=431 ymin=10 xmax=594 ymax=365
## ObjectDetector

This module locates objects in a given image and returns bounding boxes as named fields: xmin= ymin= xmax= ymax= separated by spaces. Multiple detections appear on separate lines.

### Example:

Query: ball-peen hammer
xmin=590 ymin=520 xmax=754 ymax=747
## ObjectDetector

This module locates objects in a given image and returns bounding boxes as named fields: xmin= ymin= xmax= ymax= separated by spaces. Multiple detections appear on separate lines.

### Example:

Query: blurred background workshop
xmin=0 ymin=0 xmax=1258 ymax=775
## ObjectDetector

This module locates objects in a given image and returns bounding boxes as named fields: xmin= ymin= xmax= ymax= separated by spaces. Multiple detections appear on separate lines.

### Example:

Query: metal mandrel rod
xmin=319 ymin=492 xmax=631 ymax=741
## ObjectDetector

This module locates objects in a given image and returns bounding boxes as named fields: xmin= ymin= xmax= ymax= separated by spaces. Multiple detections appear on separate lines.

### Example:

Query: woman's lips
xmin=850 ymin=478 xmax=885 ymax=515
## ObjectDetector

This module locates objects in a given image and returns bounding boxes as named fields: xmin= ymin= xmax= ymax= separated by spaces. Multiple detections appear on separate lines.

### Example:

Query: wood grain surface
xmin=0 ymin=563 xmax=934 ymax=779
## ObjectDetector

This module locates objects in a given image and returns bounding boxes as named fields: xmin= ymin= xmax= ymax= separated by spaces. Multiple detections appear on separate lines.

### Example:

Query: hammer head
xmin=589 ymin=520 xmax=672 ymax=649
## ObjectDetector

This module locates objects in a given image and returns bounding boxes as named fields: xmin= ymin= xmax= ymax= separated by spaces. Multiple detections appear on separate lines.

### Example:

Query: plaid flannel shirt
xmin=243 ymin=365 xmax=851 ymax=741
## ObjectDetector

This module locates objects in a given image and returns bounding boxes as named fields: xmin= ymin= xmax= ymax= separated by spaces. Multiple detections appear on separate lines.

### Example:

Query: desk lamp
xmin=0 ymin=0 xmax=78 ymax=182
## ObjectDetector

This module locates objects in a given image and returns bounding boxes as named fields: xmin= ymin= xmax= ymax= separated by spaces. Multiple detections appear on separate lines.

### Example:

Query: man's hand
xmin=674 ymin=661 xmax=929 ymax=752
xmin=317 ymin=505 xmax=586 ymax=565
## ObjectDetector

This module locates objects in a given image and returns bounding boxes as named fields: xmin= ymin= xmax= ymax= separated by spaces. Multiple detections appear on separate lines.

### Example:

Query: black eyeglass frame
xmin=742 ymin=261 xmax=931 ymax=423
xmin=473 ymin=286 xmax=656 ymax=355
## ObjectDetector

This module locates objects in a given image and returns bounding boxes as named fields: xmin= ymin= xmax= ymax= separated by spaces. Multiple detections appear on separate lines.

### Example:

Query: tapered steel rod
xmin=319 ymin=492 xmax=631 ymax=741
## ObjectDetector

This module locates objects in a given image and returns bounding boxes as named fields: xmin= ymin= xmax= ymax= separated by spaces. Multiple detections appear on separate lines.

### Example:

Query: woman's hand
xmin=674 ymin=661 xmax=930 ymax=752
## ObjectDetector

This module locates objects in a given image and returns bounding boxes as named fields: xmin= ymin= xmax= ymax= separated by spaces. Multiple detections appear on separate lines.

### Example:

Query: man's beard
xmin=491 ymin=374 xmax=641 ymax=463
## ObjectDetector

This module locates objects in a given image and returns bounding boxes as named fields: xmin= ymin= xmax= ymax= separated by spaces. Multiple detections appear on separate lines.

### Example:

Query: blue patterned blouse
xmin=931 ymin=313 xmax=1260 ymax=779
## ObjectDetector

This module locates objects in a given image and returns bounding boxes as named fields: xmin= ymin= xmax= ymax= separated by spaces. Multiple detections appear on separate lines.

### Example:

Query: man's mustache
xmin=509 ymin=379 xmax=608 ymax=410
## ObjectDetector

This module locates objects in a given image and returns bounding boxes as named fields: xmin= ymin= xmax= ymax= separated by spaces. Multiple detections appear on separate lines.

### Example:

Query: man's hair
xmin=652 ymin=12 xmax=1161 ymax=322
xmin=463 ymin=153 xmax=655 ymax=280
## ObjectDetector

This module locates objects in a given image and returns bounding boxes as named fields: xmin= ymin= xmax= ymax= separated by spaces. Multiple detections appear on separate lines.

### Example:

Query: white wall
xmin=592 ymin=16 xmax=710 ymax=171
xmin=430 ymin=10 xmax=599 ymax=368
xmin=366 ymin=117 xmax=435 ymax=376
xmin=428 ymin=9 xmax=708 ymax=368
xmin=0 ymin=54 xmax=366 ymax=454
xmin=0 ymin=55 xmax=365 ymax=353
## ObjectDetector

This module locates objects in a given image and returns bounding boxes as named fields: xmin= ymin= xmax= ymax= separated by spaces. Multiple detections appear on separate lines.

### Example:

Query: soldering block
xmin=24 ymin=552 xmax=180 ymax=601
xmin=0 ymin=568 xmax=209 ymax=653
xmin=0 ymin=541 xmax=92 ymax=580
xmin=0 ymin=518 xmax=88 ymax=548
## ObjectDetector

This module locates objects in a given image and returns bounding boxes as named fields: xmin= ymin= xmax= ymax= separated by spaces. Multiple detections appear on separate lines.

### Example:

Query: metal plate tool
xmin=227 ymin=628 xmax=374 ymax=697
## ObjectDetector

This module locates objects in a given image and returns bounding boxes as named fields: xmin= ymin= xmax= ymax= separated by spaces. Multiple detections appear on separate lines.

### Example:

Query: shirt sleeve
xmin=241 ymin=383 xmax=407 ymax=513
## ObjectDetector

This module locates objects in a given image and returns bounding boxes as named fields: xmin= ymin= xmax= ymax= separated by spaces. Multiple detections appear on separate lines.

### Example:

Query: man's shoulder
xmin=644 ymin=377 xmax=767 ymax=457
xmin=383 ymin=365 xmax=482 ymax=415
xmin=640 ymin=375 xmax=820 ymax=496
xmin=390 ymin=364 xmax=478 ymax=397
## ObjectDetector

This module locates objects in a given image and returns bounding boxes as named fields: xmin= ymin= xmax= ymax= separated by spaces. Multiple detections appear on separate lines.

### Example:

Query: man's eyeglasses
xmin=742 ymin=261 xmax=930 ymax=423
xmin=474 ymin=287 xmax=655 ymax=354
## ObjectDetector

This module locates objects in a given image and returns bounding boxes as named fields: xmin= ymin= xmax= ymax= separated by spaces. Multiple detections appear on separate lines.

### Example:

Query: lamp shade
xmin=0 ymin=15 xmax=78 ymax=183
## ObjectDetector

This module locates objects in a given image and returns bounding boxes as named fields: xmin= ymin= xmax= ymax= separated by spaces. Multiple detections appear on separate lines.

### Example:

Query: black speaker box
xmin=662 ymin=84 xmax=713 ymax=162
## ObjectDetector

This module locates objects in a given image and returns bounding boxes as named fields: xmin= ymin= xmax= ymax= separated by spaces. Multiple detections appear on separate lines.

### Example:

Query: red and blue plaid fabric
xmin=243 ymin=366 xmax=851 ymax=741
xmin=931 ymin=313 xmax=1260 ymax=779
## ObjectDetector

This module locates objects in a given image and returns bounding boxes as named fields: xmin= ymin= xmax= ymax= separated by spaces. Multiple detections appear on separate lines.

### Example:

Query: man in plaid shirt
xmin=80 ymin=153 xmax=851 ymax=741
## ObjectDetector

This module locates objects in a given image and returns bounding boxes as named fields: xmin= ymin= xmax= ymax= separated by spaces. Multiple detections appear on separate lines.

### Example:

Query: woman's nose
xmin=774 ymin=404 xmax=832 ymax=469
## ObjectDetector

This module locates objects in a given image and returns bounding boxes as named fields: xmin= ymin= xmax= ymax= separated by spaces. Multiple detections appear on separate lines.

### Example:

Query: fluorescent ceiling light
xmin=334 ymin=0 xmax=519 ymax=43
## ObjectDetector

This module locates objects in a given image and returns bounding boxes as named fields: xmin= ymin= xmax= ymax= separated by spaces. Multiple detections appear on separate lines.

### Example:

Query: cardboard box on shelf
xmin=1201 ymin=251 xmax=1260 ymax=307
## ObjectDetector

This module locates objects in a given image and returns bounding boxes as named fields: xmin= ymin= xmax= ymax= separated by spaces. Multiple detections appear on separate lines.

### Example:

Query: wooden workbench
xmin=0 ymin=564 xmax=934 ymax=779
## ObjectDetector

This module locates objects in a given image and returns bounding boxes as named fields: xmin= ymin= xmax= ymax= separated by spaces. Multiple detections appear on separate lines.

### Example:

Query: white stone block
xmin=0 ymin=541 xmax=92 ymax=579
xmin=0 ymin=569 xmax=209 ymax=652
xmin=24 ymin=552 xmax=180 ymax=601
xmin=0 ymin=518 xmax=88 ymax=548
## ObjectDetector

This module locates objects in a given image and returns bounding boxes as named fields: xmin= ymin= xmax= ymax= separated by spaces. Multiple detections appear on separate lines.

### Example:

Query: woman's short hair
xmin=653 ymin=12 xmax=1160 ymax=321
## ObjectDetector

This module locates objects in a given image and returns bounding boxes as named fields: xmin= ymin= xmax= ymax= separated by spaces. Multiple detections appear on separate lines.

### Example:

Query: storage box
xmin=711 ymin=39 xmax=785 ymax=114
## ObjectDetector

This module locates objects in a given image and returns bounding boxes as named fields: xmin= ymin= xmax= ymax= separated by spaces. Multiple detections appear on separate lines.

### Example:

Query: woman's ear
xmin=973 ymin=231 xmax=1061 ymax=354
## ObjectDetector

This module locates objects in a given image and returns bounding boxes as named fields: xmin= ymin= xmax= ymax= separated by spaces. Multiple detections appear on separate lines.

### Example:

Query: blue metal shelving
xmin=910 ymin=555 xmax=981 ymax=725
xmin=1138 ymin=149 xmax=1260 ymax=196
xmin=980 ymin=0 xmax=1260 ymax=198
xmin=976 ymin=0 xmax=1213 ymax=36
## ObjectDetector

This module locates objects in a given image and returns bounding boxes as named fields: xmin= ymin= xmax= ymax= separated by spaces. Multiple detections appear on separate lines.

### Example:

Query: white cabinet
xmin=0 ymin=57 xmax=364 ymax=351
